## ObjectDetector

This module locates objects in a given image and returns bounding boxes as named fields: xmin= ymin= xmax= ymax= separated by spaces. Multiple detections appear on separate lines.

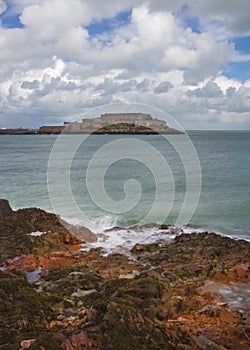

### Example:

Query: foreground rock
xmin=0 ymin=201 xmax=96 ymax=263
xmin=0 ymin=201 xmax=249 ymax=349
xmin=0 ymin=198 xmax=13 ymax=216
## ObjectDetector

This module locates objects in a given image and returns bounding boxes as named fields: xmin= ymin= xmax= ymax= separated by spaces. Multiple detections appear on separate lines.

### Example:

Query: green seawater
xmin=0 ymin=131 xmax=249 ymax=240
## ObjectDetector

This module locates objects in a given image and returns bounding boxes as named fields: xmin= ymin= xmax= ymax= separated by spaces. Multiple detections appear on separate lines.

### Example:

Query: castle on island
xmin=39 ymin=113 xmax=170 ymax=134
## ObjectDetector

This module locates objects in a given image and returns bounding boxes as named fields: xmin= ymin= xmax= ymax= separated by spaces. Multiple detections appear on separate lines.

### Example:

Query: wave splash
xmin=81 ymin=224 xmax=207 ymax=256
xmin=61 ymin=214 xmax=120 ymax=233
xmin=61 ymin=214 xmax=250 ymax=256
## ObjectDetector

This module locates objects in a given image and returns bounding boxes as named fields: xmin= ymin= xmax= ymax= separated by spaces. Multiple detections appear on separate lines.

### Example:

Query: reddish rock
xmin=213 ymin=264 xmax=250 ymax=283
xmin=48 ymin=320 xmax=57 ymax=329
xmin=67 ymin=245 xmax=82 ymax=252
xmin=6 ymin=255 xmax=38 ymax=272
xmin=20 ymin=339 xmax=36 ymax=349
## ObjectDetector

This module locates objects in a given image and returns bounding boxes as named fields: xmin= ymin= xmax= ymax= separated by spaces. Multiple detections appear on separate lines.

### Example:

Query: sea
xmin=1 ymin=131 xmax=250 ymax=252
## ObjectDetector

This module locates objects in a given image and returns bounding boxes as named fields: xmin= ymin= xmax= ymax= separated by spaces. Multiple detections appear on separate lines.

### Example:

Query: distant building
xmin=38 ymin=113 xmax=169 ymax=134
xmin=81 ymin=113 xmax=168 ymax=131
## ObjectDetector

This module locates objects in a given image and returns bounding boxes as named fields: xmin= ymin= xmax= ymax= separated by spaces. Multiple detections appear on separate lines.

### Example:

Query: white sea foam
xmin=178 ymin=225 xmax=209 ymax=234
xmin=29 ymin=231 xmax=47 ymax=237
xmin=60 ymin=215 xmax=250 ymax=256
xmin=81 ymin=224 xmax=206 ymax=256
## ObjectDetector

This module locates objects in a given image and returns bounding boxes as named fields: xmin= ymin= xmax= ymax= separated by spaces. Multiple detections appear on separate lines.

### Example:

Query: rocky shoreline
xmin=0 ymin=200 xmax=249 ymax=349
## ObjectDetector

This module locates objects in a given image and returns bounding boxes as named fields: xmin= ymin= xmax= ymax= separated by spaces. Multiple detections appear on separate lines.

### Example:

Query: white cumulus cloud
xmin=0 ymin=0 xmax=7 ymax=14
xmin=0 ymin=0 xmax=249 ymax=129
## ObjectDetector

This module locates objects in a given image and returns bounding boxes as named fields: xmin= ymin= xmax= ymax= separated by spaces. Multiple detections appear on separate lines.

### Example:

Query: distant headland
xmin=0 ymin=113 xmax=183 ymax=135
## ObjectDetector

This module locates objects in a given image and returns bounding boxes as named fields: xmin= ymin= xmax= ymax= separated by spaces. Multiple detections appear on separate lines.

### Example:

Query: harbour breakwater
xmin=0 ymin=199 xmax=249 ymax=349
xmin=0 ymin=128 xmax=38 ymax=135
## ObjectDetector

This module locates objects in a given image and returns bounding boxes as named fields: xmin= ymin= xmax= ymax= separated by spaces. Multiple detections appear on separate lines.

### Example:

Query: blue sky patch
xmin=224 ymin=36 xmax=250 ymax=81
xmin=176 ymin=4 xmax=201 ymax=33
xmin=0 ymin=10 xmax=24 ymax=28
xmin=87 ymin=10 xmax=131 ymax=37
xmin=224 ymin=61 xmax=250 ymax=82
xmin=233 ymin=36 xmax=250 ymax=54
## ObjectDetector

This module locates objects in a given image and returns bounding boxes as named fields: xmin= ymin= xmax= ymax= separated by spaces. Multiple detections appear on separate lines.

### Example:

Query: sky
xmin=0 ymin=0 xmax=250 ymax=129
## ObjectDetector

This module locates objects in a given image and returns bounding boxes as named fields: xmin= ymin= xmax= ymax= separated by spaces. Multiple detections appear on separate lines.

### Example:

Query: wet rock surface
xmin=0 ymin=201 xmax=96 ymax=264
xmin=0 ymin=199 xmax=13 ymax=217
xmin=0 ymin=202 xmax=250 ymax=349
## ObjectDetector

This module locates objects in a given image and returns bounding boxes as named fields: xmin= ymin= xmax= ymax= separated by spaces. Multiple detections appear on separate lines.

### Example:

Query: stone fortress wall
xmin=39 ymin=113 xmax=169 ymax=134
